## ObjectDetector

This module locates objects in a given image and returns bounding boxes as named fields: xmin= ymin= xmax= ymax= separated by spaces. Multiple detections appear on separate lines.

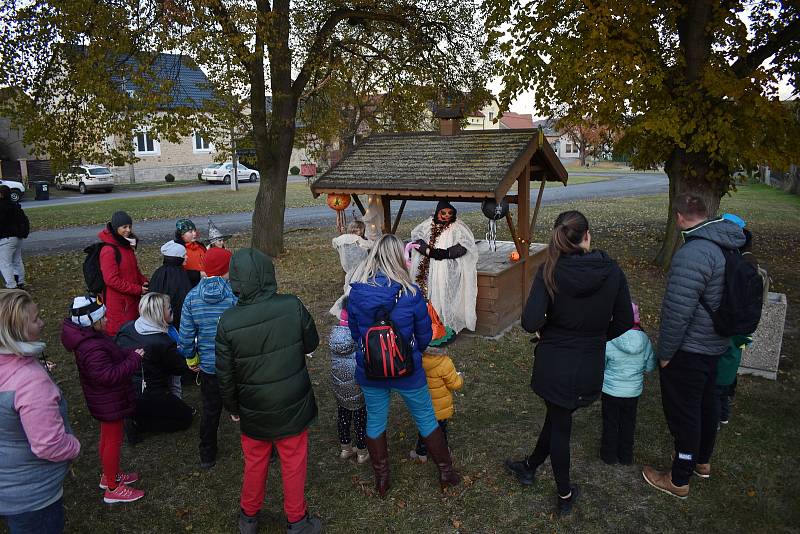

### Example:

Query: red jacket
xmin=98 ymin=226 xmax=148 ymax=336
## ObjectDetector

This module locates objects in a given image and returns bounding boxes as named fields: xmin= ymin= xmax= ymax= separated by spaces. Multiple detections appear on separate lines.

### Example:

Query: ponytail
xmin=542 ymin=210 xmax=590 ymax=299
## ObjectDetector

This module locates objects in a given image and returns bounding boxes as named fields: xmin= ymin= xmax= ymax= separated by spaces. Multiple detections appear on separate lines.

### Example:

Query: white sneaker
xmin=339 ymin=444 xmax=355 ymax=460
xmin=356 ymin=447 xmax=370 ymax=464
xmin=409 ymin=450 xmax=427 ymax=463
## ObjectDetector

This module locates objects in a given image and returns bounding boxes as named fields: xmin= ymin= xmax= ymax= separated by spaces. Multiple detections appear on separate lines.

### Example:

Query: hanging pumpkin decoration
xmin=327 ymin=194 xmax=352 ymax=233
xmin=510 ymin=251 xmax=521 ymax=262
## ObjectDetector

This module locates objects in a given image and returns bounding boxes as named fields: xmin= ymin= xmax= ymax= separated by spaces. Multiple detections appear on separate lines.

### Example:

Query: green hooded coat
xmin=215 ymin=248 xmax=319 ymax=440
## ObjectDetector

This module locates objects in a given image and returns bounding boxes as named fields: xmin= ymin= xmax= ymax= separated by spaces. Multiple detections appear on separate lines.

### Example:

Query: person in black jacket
xmin=505 ymin=210 xmax=633 ymax=517
xmin=149 ymin=241 xmax=192 ymax=328
xmin=116 ymin=292 xmax=193 ymax=440
xmin=0 ymin=185 xmax=30 ymax=289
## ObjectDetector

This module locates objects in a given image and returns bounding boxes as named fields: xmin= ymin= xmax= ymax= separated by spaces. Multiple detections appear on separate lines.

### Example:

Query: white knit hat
xmin=160 ymin=240 xmax=187 ymax=258
xmin=70 ymin=296 xmax=106 ymax=327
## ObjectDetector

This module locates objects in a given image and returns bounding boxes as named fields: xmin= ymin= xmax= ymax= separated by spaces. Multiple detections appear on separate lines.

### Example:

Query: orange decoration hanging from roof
xmin=326 ymin=193 xmax=351 ymax=211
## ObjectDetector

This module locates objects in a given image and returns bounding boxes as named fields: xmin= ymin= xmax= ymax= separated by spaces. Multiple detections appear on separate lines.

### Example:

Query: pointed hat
xmin=207 ymin=218 xmax=232 ymax=244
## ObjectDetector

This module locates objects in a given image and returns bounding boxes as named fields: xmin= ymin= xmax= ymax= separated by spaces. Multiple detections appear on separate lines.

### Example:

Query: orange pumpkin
xmin=510 ymin=251 xmax=521 ymax=262
xmin=326 ymin=193 xmax=351 ymax=211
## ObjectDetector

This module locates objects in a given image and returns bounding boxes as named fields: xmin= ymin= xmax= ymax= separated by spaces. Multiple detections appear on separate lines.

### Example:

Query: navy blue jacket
xmin=347 ymin=274 xmax=432 ymax=390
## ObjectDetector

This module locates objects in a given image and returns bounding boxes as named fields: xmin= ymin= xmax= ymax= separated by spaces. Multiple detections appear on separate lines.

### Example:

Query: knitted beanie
xmin=176 ymin=218 xmax=197 ymax=235
xmin=110 ymin=211 xmax=133 ymax=230
xmin=160 ymin=240 xmax=187 ymax=258
xmin=203 ymin=247 xmax=233 ymax=277
xmin=71 ymin=296 xmax=106 ymax=327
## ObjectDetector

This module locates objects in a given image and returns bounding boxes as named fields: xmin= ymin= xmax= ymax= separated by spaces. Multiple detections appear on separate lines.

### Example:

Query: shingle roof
xmin=311 ymin=128 xmax=567 ymax=201
xmin=121 ymin=53 xmax=216 ymax=110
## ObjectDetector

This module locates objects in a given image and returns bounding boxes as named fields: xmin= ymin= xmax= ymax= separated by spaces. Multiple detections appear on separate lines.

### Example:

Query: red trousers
xmin=99 ymin=420 xmax=124 ymax=489
xmin=240 ymin=431 xmax=308 ymax=522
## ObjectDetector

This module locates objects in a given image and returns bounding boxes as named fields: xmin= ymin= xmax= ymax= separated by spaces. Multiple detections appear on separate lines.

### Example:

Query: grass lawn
xmin=26 ymin=182 xmax=324 ymax=231
xmin=16 ymin=185 xmax=799 ymax=533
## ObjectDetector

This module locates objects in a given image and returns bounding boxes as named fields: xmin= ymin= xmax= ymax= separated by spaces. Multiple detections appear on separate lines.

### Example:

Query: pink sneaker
xmin=99 ymin=471 xmax=139 ymax=489
xmin=103 ymin=484 xmax=145 ymax=504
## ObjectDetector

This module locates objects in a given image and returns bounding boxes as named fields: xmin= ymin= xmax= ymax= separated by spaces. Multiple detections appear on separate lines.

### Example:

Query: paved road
xmin=24 ymin=172 xmax=667 ymax=256
xmin=21 ymin=175 xmax=308 ymax=209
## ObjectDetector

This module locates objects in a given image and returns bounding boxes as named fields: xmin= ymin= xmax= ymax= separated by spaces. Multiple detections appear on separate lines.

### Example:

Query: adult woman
xmin=0 ymin=185 xmax=30 ymax=289
xmin=0 ymin=290 xmax=81 ymax=532
xmin=347 ymin=234 xmax=459 ymax=497
xmin=98 ymin=211 xmax=148 ymax=336
xmin=409 ymin=200 xmax=478 ymax=334
xmin=505 ymin=211 xmax=633 ymax=517
xmin=115 ymin=293 xmax=193 ymax=438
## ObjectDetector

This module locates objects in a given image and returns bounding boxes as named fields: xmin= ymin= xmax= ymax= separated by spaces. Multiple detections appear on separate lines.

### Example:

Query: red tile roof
xmin=500 ymin=112 xmax=534 ymax=129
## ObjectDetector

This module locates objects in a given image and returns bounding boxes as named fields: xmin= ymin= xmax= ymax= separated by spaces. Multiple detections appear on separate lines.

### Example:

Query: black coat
xmin=149 ymin=257 xmax=193 ymax=327
xmin=0 ymin=201 xmax=29 ymax=239
xmin=115 ymin=322 xmax=188 ymax=397
xmin=522 ymin=250 xmax=633 ymax=409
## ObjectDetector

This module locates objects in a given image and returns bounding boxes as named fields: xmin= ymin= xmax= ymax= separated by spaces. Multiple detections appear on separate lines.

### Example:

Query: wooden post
xmin=529 ymin=177 xmax=547 ymax=239
xmin=391 ymin=199 xmax=407 ymax=234
xmin=351 ymin=194 xmax=366 ymax=216
xmin=517 ymin=163 xmax=532 ymax=295
xmin=381 ymin=196 xmax=392 ymax=234
xmin=505 ymin=211 xmax=524 ymax=257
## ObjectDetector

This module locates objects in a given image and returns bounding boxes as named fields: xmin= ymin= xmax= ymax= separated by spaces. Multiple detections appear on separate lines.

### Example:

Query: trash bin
xmin=33 ymin=181 xmax=49 ymax=201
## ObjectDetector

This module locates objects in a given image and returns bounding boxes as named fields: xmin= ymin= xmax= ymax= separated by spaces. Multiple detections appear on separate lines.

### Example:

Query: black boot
xmin=422 ymin=427 xmax=460 ymax=490
xmin=286 ymin=513 xmax=322 ymax=533
xmin=238 ymin=510 xmax=258 ymax=534
xmin=365 ymin=433 xmax=390 ymax=497
xmin=557 ymin=484 xmax=581 ymax=517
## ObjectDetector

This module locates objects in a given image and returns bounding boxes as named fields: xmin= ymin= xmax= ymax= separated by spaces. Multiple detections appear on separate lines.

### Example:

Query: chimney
xmin=433 ymin=99 xmax=465 ymax=136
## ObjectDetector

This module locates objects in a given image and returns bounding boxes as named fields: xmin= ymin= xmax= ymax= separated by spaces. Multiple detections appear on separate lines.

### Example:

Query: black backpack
xmin=83 ymin=243 xmax=121 ymax=297
xmin=698 ymin=243 xmax=763 ymax=337
xmin=362 ymin=291 xmax=415 ymax=379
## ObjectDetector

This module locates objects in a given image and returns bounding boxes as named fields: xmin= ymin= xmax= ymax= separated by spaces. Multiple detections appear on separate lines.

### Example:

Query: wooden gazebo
xmin=311 ymin=122 xmax=568 ymax=336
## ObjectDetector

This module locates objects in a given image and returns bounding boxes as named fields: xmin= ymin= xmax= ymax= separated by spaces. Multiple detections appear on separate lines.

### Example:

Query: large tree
xmin=0 ymin=0 xmax=487 ymax=256
xmin=485 ymin=0 xmax=800 ymax=267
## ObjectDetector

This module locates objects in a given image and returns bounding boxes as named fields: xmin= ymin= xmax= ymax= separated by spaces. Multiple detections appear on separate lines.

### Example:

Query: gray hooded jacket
xmin=657 ymin=218 xmax=746 ymax=360
xmin=328 ymin=325 xmax=364 ymax=410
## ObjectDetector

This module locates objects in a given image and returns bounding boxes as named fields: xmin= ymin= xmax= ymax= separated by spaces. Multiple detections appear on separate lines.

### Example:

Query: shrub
xmin=165 ymin=173 xmax=176 ymax=183
xmin=290 ymin=166 xmax=301 ymax=175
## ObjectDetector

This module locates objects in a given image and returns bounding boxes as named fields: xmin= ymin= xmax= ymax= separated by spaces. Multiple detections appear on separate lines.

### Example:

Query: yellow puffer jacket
xmin=422 ymin=353 xmax=464 ymax=421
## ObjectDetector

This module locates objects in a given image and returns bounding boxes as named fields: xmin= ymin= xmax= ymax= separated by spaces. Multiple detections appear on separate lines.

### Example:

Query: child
xmin=178 ymin=247 xmax=237 ymax=470
xmin=207 ymin=218 xmax=232 ymax=249
xmin=61 ymin=296 xmax=146 ymax=503
xmin=411 ymin=347 xmax=463 ymax=462
xmin=175 ymin=218 xmax=206 ymax=286
xmin=600 ymin=301 xmax=656 ymax=465
xmin=329 ymin=307 xmax=369 ymax=463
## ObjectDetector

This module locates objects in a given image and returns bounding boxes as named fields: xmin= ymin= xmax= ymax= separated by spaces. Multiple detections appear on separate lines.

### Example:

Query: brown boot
xmin=642 ymin=466 xmax=689 ymax=499
xmin=365 ymin=433 xmax=390 ymax=498
xmin=693 ymin=463 xmax=711 ymax=478
xmin=422 ymin=427 xmax=461 ymax=490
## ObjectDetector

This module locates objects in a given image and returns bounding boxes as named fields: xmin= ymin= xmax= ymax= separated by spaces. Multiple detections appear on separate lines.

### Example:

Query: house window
xmin=488 ymin=112 xmax=494 ymax=120
xmin=565 ymin=141 xmax=577 ymax=154
xmin=193 ymin=132 xmax=211 ymax=153
xmin=133 ymin=131 xmax=159 ymax=155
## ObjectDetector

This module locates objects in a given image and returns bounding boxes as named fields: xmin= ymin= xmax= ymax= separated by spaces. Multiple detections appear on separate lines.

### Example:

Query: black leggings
xmin=337 ymin=405 xmax=366 ymax=449
xmin=527 ymin=401 xmax=575 ymax=496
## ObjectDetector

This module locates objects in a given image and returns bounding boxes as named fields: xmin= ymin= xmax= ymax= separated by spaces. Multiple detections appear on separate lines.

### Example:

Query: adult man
xmin=216 ymin=248 xmax=321 ymax=534
xmin=643 ymin=193 xmax=746 ymax=498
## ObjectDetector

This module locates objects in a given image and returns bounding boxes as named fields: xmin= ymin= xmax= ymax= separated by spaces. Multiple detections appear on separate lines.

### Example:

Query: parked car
xmin=55 ymin=164 xmax=115 ymax=194
xmin=200 ymin=162 xmax=260 ymax=184
xmin=0 ymin=178 xmax=25 ymax=202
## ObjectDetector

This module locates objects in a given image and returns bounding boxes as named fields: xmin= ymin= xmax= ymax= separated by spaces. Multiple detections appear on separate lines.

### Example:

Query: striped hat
xmin=70 ymin=296 xmax=106 ymax=327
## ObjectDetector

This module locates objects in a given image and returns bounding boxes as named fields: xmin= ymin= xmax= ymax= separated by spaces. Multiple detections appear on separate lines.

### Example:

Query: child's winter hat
xmin=207 ymin=218 xmax=232 ymax=244
xmin=176 ymin=218 xmax=197 ymax=235
xmin=160 ymin=240 xmax=187 ymax=258
xmin=203 ymin=247 xmax=233 ymax=277
xmin=722 ymin=213 xmax=746 ymax=229
xmin=70 ymin=296 xmax=106 ymax=327
xmin=339 ymin=308 xmax=349 ymax=326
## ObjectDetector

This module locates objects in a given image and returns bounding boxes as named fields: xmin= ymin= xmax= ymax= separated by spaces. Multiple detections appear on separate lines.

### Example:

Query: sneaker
xmin=642 ymin=466 xmax=689 ymax=499
xmin=239 ymin=509 xmax=258 ymax=534
xmin=693 ymin=463 xmax=711 ymax=479
xmin=356 ymin=447 xmax=370 ymax=464
xmin=339 ymin=444 xmax=355 ymax=460
xmin=504 ymin=458 xmax=535 ymax=486
xmin=103 ymin=484 xmax=145 ymax=504
xmin=409 ymin=450 xmax=427 ymax=463
xmin=286 ymin=513 xmax=322 ymax=533
xmin=720 ymin=419 xmax=729 ymax=425
xmin=99 ymin=471 xmax=139 ymax=489
xmin=556 ymin=484 xmax=581 ymax=517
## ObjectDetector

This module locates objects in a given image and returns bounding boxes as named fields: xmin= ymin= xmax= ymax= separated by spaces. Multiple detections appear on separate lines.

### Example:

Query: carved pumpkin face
xmin=326 ymin=193 xmax=351 ymax=211
xmin=510 ymin=251 xmax=520 ymax=262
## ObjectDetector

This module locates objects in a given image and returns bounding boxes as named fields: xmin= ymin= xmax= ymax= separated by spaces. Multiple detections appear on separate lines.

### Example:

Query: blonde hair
xmin=348 ymin=220 xmax=366 ymax=237
xmin=353 ymin=234 xmax=417 ymax=295
xmin=0 ymin=289 xmax=40 ymax=356
xmin=138 ymin=292 xmax=171 ymax=329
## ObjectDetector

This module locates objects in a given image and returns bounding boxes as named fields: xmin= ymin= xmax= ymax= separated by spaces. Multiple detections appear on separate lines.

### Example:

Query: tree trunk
xmin=654 ymin=148 xmax=725 ymax=269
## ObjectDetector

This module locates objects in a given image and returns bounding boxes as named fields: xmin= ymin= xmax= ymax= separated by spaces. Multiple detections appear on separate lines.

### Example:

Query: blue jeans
xmin=361 ymin=385 xmax=438 ymax=439
xmin=3 ymin=497 xmax=64 ymax=534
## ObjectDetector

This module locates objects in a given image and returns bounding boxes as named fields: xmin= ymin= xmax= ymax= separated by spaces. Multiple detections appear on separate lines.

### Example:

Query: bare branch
xmin=732 ymin=17 xmax=800 ymax=78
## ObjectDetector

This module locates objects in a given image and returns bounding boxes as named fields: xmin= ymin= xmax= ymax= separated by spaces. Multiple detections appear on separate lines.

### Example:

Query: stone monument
xmin=739 ymin=292 xmax=788 ymax=380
